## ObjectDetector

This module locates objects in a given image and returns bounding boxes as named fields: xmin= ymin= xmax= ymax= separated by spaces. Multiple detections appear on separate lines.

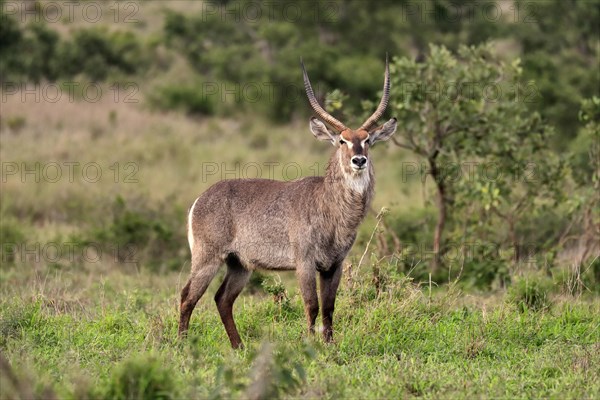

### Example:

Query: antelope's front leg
xmin=297 ymin=265 xmax=318 ymax=334
xmin=319 ymin=264 xmax=342 ymax=342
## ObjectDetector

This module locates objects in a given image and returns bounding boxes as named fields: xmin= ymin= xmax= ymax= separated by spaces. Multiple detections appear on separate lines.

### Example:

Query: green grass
xmin=1 ymin=46 xmax=598 ymax=400
xmin=1 ymin=266 xmax=598 ymax=399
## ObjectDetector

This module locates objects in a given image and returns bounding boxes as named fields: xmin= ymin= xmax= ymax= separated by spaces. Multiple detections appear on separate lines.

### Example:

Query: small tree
xmin=386 ymin=43 xmax=563 ymax=273
xmin=561 ymin=97 xmax=600 ymax=268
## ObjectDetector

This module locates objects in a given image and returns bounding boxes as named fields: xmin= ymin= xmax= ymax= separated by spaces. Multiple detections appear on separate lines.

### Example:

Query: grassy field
xmin=1 ymin=264 xmax=599 ymax=399
xmin=2 ymin=2 xmax=598 ymax=396
xmin=1 ymin=75 xmax=599 ymax=399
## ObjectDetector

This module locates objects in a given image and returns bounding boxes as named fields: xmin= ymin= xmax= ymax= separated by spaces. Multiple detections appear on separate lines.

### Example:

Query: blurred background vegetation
xmin=1 ymin=0 xmax=599 ymax=289
xmin=1 ymin=1 xmax=599 ymax=397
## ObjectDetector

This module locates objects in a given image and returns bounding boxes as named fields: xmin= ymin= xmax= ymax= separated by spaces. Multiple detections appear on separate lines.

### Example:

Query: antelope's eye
xmin=339 ymin=138 xmax=346 ymax=145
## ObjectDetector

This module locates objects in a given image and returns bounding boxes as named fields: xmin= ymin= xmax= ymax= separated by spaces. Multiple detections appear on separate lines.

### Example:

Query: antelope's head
xmin=301 ymin=56 xmax=397 ymax=177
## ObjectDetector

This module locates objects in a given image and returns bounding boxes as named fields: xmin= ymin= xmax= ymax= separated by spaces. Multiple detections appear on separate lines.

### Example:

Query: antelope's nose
xmin=351 ymin=156 xmax=367 ymax=168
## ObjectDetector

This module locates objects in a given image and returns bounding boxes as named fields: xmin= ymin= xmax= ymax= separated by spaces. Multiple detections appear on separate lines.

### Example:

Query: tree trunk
xmin=508 ymin=218 xmax=519 ymax=265
xmin=429 ymin=158 xmax=446 ymax=273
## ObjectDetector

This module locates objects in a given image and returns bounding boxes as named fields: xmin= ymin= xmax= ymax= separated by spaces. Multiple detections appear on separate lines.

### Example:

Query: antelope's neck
xmin=320 ymin=150 xmax=374 ymax=229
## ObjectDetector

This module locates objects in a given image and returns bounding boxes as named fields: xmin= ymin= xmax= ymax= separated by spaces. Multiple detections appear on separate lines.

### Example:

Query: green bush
xmin=0 ymin=14 xmax=147 ymax=82
xmin=458 ymin=258 xmax=509 ymax=290
xmin=384 ymin=208 xmax=436 ymax=250
xmin=516 ymin=207 xmax=570 ymax=258
xmin=59 ymin=27 xmax=148 ymax=81
xmin=262 ymin=276 xmax=291 ymax=313
xmin=508 ymin=275 xmax=554 ymax=312
xmin=0 ymin=217 xmax=26 ymax=266
xmin=5 ymin=116 xmax=26 ymax=133
xmin=0 ymin=1 xmax=23 ymax=77
xmin=591 ymin=257 xmax=600 ymax=292
xmin=0 ymin=19 xmax=61 ymax=82
xmin=0 ymin=303 xmax=40 ymax=348
xmin=147 ymin=82 xmax=215 ymax=116
xmin=571 ymin=97 xmax=600 ymax=186
xmin=209 ymin=342 xmax=315 ymax=400
xmin=245 ymin=271 xmax=267 ymax=294
xmin=102 ymin=354 xmax=178 ymax=400
xmin=19 ymin=23 xmax=61 ymax=82
xmin=373 ymin=208 xmax=436 ymax=281
xmin=90 ymin=196 xmax=186 ymax=271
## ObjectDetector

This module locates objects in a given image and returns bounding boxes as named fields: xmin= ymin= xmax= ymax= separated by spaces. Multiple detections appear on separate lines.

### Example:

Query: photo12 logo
xmin=397 ymin=81 xmax=541 ymax=104
xmin=200 ymin=1 xmax=339 ymax=23
xmin=392 ymin=241 xmax=541 ymax=265
xmin=400 ymin=161 xmax=539 ymax=184
xmin=400 ymin=1 xmax=538 ymax=24
xmin=2 ymin=161 xmax=139 ymax=184
xmin=1 ymin=82 xmax=139 ymax=104
xmin=2 ymin=241 xmax=138 ymax=266
xmin=2 ymin=1 xmax=139 ymax=24
xmin=199 ymin=161 xmax=325 ymax=182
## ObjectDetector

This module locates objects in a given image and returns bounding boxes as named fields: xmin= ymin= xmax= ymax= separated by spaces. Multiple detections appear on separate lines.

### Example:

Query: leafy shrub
xmin=90 ymin=196 xmax=186 ymax=272
xmin=508 ymin=275 xmax=554 ymax=312
xmin=0 ymin=15 xmax=147 ymax=82
xmin=59 ymin=27 xmax=148 ymax=81
xmin=0 ymin=217 xmax=26 ymax=266
xmin=261 ymin=276 xmax=287 ymax=303
xmin=147 ymin=82 xmax=215 ymax=116
xmin=369 ymin=208 xmax=436 ymax=281
xmin=0 ymin=9 xmax=61 ymax=82
xmin=516 ymin=207 xmax=570 ymax=257
xmin=592 ymin=258 xmax=600 ymax=291
xmin=102 ymin=354 xmax=178 ymax=400
xmin=245 ymin=271 xmax=267 ymax=294
xmin=5 ymin=116 xmax=26 ymax=133
xmin=261 ymin=276 xmax=294 ymax=317
xmin=0 ymin=2 xmax=23 ymax=78
xmin=455 ymin=259 xmax=509 ymax=290
xmin=19 ymin=23 xmax=61 ymax=82
xmin=554 ymin=260 xmax=599 ymax=297
xmin=384 ymin=208 xmax=436 ymax=251
xmin=572 ymin=97 xmax=600 ymax=183
xmin=210 ymin=342 xmax=315 ymax=400
xmin=0 ymin=303 xmax=40 ymax=348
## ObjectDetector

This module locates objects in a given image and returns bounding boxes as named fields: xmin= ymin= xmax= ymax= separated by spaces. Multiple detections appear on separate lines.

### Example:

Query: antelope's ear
xmin=369 ymin=118 xmax=397 ymax=145
xmin=309 ymin=117 xmax=337 ymax=146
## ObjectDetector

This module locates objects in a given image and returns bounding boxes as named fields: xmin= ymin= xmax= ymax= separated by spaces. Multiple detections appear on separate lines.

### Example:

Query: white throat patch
xmin=345 ymin=171 xmax=370 ymax=193
xmin=338 ymin=151 xmax=370 ymax=194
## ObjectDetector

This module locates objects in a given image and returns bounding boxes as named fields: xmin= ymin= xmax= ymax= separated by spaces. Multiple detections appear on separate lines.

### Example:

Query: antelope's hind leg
xmin=215 ymin=254 xmax=252 ymax=349
xmin=178 ymin=256 xmax=222 ymax=338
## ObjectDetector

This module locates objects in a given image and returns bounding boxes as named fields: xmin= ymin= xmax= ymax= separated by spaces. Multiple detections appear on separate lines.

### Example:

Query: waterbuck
xmin=179 ymin=57 xmax=397 ymax=348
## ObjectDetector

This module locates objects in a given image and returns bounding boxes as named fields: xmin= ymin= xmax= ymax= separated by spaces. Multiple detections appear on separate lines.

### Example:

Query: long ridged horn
xmin=359 ymin=54 xmax=390 ymax=131
xmin=301 ymin=58 xmax=348 ymax=132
